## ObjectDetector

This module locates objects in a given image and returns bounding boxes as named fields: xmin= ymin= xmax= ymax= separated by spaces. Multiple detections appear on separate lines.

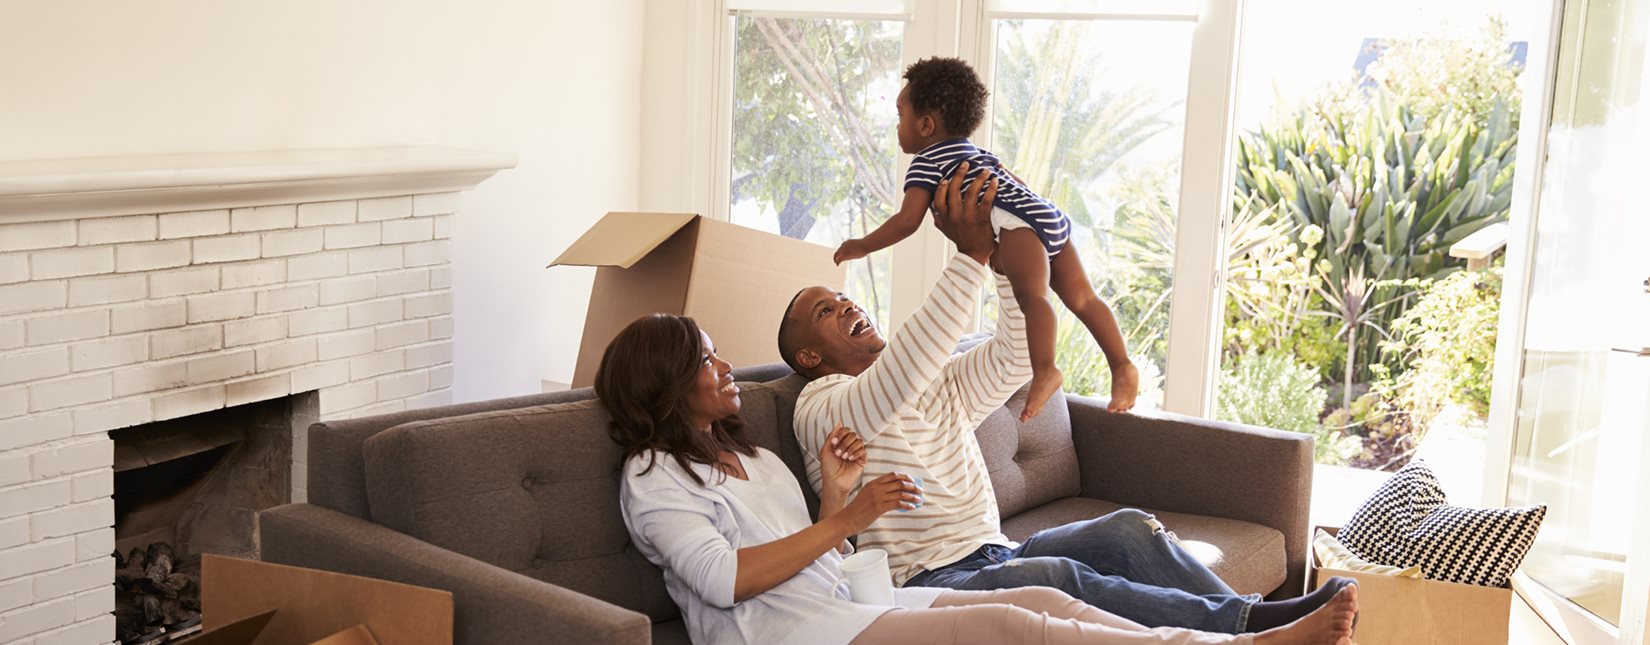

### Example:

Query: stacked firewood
xmin=113 ymin=543 xmax=201 ymax=643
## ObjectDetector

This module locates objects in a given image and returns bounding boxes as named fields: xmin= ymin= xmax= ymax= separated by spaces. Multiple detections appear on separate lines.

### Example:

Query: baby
xmin=834 ymin=57 xmax=1138 ymax=419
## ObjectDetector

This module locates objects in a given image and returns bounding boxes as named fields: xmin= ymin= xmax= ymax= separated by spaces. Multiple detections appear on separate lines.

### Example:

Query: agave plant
xmin=1235 ymin=92 xmax=1518 ymax=406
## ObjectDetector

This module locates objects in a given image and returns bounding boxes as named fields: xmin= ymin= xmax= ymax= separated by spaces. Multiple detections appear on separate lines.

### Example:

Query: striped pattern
xmin=904 ymin=139 xmax=1071 ymax=257
xmin=795 ymin=252 xmax=1033 ymax=585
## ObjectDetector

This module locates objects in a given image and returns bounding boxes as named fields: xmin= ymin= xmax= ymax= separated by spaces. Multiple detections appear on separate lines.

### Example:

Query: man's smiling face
xmin=786 ymin=286 xmax=886 ymax=377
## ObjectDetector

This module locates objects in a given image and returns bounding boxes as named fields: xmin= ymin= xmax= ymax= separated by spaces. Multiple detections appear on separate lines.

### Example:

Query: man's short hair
xmin=904 ymin=57 xmax=989 ymax=137
xmin=776 ymin=288 xmax=808 ymax=375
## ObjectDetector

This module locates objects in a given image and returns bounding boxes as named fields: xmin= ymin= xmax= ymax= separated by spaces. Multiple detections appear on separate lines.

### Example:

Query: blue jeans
xmin=903 ymin=509 xmax=1259 ymax=633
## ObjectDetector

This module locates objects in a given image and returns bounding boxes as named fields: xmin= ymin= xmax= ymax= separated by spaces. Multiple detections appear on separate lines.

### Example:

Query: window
xmin=983 ymin=17 xmax=1194 ymax=406
xmin=1216 ymin=0 xmax=1533 ymax=470
xmin=727 ymin=13 xmax=906 ymax=327
xmin=702 ymin=0 xmax=1239 ymax=416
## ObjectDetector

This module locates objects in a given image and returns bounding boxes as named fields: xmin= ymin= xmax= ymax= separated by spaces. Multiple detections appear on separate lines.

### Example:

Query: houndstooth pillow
xmin=1337 ymin=459 xmax=1545 ymax=587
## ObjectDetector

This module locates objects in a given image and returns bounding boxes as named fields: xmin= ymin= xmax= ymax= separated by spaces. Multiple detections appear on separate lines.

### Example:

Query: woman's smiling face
xmin=685 ymin=330 xmax=741 ymax=431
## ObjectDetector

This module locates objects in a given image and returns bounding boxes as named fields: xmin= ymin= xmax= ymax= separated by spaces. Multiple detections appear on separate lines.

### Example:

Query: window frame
xmin=697 ymin=0 xmax=1241 ymax=416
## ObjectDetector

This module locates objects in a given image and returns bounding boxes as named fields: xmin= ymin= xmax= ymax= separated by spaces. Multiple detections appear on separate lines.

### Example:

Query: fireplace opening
xmin=110 ymin=391 xmax=316 ymax=644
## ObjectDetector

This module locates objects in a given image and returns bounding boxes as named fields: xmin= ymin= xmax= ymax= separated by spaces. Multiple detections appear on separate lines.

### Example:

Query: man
xmin=777 ymin=164 xmax=1351 ymax=633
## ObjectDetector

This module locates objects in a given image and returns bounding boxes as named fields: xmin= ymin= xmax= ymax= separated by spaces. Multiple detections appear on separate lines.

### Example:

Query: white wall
xmin=0 ymin=0 xmax=644 ymax=401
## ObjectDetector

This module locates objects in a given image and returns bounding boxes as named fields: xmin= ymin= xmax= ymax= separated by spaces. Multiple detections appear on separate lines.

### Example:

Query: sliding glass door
xmin=1493 ymin=0 xmax=1650 ymax=640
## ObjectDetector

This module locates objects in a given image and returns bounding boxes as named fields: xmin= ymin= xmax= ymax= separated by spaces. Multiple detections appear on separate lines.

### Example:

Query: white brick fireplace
xmin=0 ymin=146 xmax=513 ymax=643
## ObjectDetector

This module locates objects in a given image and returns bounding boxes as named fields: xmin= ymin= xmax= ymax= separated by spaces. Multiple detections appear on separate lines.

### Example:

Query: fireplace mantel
xmin=0 ymin=145 xmax=517 ymax=223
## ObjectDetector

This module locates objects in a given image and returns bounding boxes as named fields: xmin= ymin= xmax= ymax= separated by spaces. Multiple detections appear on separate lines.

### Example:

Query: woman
xmin=597 ymin=313 xmax=1357 ymax=645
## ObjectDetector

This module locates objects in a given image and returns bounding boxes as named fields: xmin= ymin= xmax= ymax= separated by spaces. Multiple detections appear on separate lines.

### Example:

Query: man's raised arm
xmin=794 ymin=167 xmax=1001 ymax=450
xmin=942 ymin=271 xmax=1033 ymax=431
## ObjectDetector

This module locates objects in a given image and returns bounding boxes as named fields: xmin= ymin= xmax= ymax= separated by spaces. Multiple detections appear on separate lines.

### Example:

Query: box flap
xmin=682 ymin=217 xmax=844 ymax=369
xmin=548 ymin=212 xmax=699 ymax=269
xmin=202 ymin=555 xmax=452 ymax=645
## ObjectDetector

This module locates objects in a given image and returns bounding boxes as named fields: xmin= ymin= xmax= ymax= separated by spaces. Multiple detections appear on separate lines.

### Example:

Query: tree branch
xmin=754 ymin=18 xmax=899 ymax=211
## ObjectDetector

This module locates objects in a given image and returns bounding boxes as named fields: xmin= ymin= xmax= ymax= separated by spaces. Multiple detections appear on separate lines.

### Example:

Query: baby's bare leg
xmin=995 ymin=228 xmax=1062 ymax=421
xmin=1049 ymin=244 xmax=1139 ymax=411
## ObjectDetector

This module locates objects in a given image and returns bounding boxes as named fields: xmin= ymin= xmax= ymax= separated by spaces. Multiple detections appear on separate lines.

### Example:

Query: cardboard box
xmin=551 ymin=212 xmax=845 ymax=387
xmin=188 ymin=555 xmax=453 ymax=645
xmin=1310 ymin=526 xmax=1511 ymax=645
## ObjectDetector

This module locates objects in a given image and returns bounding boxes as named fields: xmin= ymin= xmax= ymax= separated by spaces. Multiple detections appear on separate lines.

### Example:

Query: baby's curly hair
xmin=903 ymin=57 xmax=988 ymax=137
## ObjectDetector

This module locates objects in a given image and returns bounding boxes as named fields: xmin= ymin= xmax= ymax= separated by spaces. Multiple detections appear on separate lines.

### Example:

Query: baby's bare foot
xmin=1108 ymin=361 xmax=1140 ymax=412
xmin=1021 ymin=367 xmax=1063 ymax=421
xmin=1254 ymin=584 xmax=1358 ymax=645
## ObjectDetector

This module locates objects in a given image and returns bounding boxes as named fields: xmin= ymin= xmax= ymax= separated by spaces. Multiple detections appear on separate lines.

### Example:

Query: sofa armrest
xmin=260 ymin=503 xmax=651 ymax=645
xmin=1066 ymin=394 xmax=1314 ymax=598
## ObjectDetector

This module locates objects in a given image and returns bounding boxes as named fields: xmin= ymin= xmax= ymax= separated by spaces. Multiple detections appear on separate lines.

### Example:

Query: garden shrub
xmin=1380 ymin=264 xmax=1503 ymax=427
xmin=1218 ymin=352 xmax=1361 ymax=464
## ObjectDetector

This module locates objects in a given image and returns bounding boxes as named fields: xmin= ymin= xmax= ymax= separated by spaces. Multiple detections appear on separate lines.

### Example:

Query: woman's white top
xmin=620 ymin=447 xmax=943 ymax=645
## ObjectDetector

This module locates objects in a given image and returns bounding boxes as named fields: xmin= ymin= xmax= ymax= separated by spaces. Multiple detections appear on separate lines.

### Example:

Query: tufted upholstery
xmin=973 ymin=386 xmax=1081 ymax=519
xmin=262 ymin=356 xmax=1313 ymax=644
xmin=360 ymin=398 xmax=678 ymax=621
xmin=357 ymin=381 xmax=809 ymax=626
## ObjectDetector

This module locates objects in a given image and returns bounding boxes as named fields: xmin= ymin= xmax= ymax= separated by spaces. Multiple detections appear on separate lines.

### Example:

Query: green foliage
xmin=1105 ymin=165 xmax=1179 ymax=372
xmin=991 ymin=20 xmax=1177 ymax=229
xmin=989 ymin=20 xmax=1182 ymax=395
xmin=1218 ymin=352 xmax=1360 ymax=464
xmin=1234 ymin=54 xmax=1519 ymax=406
xmin=1322 ymin=391 xmax=1416 ymax=470
xmin=1324 ymin=19 xmax=1524 ymax=128
xmin=1380 ymin=264 xmax=1503 ymax=426
xmin=730 ymin=17 xmax=902 ymax=229
xmin=730 ymin=17 xmax=903 ymax=322
xmin=1055 ymin=310 xmax=1107 ymax=397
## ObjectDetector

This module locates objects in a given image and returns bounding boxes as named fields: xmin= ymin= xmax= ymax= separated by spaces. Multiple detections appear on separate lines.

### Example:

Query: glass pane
xmin=1220 ymin=1 xmax=1538 ymax=471
xmin=729 ymin=16 xmax=904 ymax=327
xmin=1506 ymin=0 xmax=1650 ymax=627
xmin=985 ymin=19 xmax=1193 ymax=408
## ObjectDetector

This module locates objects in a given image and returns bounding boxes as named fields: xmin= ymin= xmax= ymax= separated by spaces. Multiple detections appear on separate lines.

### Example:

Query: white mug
xmin=831 ymin=548 xmax=896 ymax=605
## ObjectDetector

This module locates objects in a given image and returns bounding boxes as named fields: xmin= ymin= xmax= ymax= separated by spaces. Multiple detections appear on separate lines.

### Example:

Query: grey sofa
xmin=259 ymin=362 xmax=1313 ymax=644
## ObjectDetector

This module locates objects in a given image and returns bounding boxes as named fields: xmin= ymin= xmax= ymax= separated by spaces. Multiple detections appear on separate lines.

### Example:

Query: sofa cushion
xmin=975 ymin=387 xmax=1081 ymax=519
xmin=737 ymin=377 xmax=819 ymax=515
xmin=361 ymin=394 xmax=781 ymax=623
xmin=1001 ymin=497 xmax=1287 ymax=597
xmin=651 ymin=620 xmax=691 ymax=645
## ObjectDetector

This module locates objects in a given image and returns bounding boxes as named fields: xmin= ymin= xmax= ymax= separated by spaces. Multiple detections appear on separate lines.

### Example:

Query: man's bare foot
xmin=1021 ymin=367 xmax=1063 ymax=421
xmin=1107 ymin=361 xmax=1140 ymax=412
xmin=1253 ymin=584 xmax=1358 ymax=645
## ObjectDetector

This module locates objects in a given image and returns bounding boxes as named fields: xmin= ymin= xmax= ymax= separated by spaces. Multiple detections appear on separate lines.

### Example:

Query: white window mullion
xmin=1159 ymin=0 xmax=1241 ymax=417
xmin=708 ymin=2 xmax=736 ymax=221
xmin=888 ymin=0 xmax=974 ymax=330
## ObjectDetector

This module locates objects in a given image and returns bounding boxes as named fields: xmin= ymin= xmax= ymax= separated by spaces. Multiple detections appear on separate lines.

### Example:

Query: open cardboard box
xmin=1310 ymin=526 xmax=1511 ymax=645
xmin=178 ymin=555 xmax=452 ymax=645
xmin=550 ymin=212 xmax=845 ymax=387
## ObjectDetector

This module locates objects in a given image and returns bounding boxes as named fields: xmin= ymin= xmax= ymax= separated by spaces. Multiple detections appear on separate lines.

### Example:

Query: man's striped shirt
xmin=794 ymin=252 xmax=1033 ymax=584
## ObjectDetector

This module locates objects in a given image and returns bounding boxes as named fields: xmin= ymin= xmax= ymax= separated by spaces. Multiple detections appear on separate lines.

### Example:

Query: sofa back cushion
xmin=759 ymin=373 xmax=1079 ymax=521
xmin=975 ymin=388 xmax=1081 ymax=518
xmin=363 ymin=397 xmax=697 ymax=622
xmin=360 ymin=385 xmax=796 ymax=623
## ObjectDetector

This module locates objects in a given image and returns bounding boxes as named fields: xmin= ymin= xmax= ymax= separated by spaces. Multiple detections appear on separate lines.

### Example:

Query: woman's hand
xmin=818 ymin=424 xmax=867 ymax=498
xmin=836 ymin=473 xmax=922 ymax=536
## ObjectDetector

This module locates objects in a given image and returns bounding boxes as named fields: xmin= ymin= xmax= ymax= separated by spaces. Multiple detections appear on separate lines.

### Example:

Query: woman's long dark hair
xmin=595 ymin=314 xmax=755 ymax=486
